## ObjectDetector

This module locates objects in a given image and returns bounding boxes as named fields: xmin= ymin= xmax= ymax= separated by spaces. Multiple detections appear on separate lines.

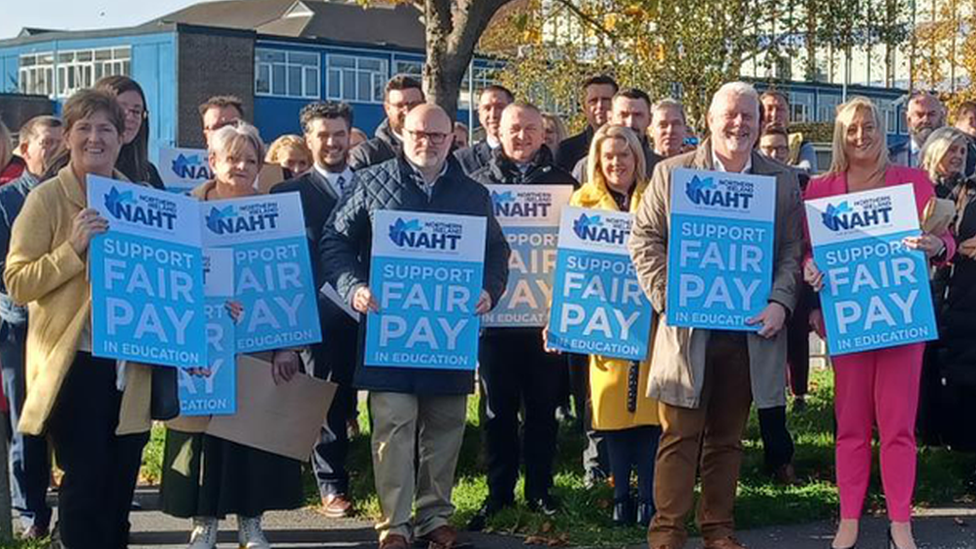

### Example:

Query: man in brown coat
xmin=629 ymin=82 xmax=804 ymax=549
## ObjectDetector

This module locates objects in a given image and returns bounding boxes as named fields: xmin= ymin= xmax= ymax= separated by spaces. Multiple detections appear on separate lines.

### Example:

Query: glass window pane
xmin=20 ymin=55 xmax=34 ymax=67
xmin=272 ymin=64 xmax=286 ymax=95
xmin=95 ymin=49 xmax=112 ymax=61
xmin=304 ymin=67 xmax=318 ymax=97
xmin=59 ymin=52 xmax=73 ymax=63
xmin=359 ymin=58 xmax=381 ymax=72
xmin=289 ymin=52 xmax=318 ymax=66
xmin=373 ymin=73 xmax=385 ymax=102
xmin=256 ymin=64 xmax=271 ymax=94
xmin=342 ymin=69 xmax=356 ymax=100
xmin=77 ymin=50 xmax=93 ymax=62
xmin=39 ymin=53 xmax=54 ymax=64
xmin=328 ymin=69 xmax=340 ymax=98
xmin=288 ymin=65 xmax=302 ymax=96
xmin=358 ymin=72 xmax=371 ymax=101
xmin=330 ymin=56 xmax=355 ymax=69
xmin=114 ymin=47 xmax=131 ymax=59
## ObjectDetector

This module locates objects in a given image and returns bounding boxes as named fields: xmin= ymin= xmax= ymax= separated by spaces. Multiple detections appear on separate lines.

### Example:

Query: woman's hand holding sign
xmin=746 ymin=301 xmax=787 ymax=338
xmin=804 ymin=258 xmax=824 ymax=292
xmin=902 ymin=233 xmax=945 ymax=259
xmin=69 ymin=208 xmax=109 ymax=255
xmin=271 ymin=350 xmax=301 ymax=385
xmin=475 ymin=290 xmax=492 ymax=315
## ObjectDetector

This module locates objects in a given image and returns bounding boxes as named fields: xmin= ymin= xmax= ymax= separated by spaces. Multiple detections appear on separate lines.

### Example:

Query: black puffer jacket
xmin=349 ymin=119 xmax=402 ymax=171
xmin=469 ymin=145 xmax=576 ymax=187
xmin=454 ymin=140 xmax=493 ymax=175
xmin=320 ymin=154 xmax=511 ymax=395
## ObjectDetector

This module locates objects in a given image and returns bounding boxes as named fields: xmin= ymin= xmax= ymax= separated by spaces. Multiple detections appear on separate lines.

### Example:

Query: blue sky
xmin=1 ymin=0 xmax=204 ymax=40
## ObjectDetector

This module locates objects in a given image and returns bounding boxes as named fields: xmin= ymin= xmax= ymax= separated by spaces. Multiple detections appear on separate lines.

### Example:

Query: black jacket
xmin=349 ymin=119 xmax=402 ymax=172
xmin=271 ymin=169 xmax=359 ymax=384
xmin=320 ymin=155 xmax=511 ymax=395
xmin=554 ymin=126 xmax=595 ymax=172
xmin=470 ymin=146 xmax=576 ymax=187
xmin=454 ymin=140 xmax=494 ymax=175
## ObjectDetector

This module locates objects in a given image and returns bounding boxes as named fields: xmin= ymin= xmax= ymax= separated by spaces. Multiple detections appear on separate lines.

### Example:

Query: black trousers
xmin=48 ymin=352 xmax=148 ymax=549
xmin=757 ymin=405 xmax=795 ymax=471
xmin=786 ymin=285 xmax=814 ymax=397
xmin=479 ymin=330 xmax=561 ymax=502
xmin=604 ymin=426 xmax=660 ymax=504
xmin=310 ymin=314 xmax=359 ymax=498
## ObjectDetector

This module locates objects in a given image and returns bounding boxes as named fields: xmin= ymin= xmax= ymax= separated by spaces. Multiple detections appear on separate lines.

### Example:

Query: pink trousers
xmin=833 ymin=343 xmax=923 ymax=522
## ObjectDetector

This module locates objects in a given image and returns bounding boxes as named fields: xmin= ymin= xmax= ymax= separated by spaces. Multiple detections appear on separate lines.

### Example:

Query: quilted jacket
xmin=320 ymin=154 xmax=511 ymax=394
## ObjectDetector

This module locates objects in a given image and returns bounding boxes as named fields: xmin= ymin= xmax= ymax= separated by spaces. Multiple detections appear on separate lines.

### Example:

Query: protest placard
xmin=364 ymin=210 xmax=486 ymax=370
xmin=178 ymin=248 xmax=237 ymax=416
xmin=87 ymin=175 xmax=206 ymax=367
xmin=201 ymin=192 xmax=321 ymax=353
xmin=548 ymin=207 xmax=653 ymax=360
xmin=482 ymin=184 xmax=573 ymax=327
xmin=158 ymin=146 xmax=213 ymax=193
xmin=666 ymin=168 xmax=777 ymax=330
xmin=805 ymin=183 xmax=937 ymax=355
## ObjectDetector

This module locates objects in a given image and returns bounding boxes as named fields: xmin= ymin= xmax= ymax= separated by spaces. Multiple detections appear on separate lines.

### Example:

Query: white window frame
xmin=817 ymin=95 xmax=842 ymax=123
xmin=19 ymin=47 xmax=130 ymax=98
xmin=788 ymin=91 xmax=814 ymax=123
xmin=254 ymin=48 xmax=321 ymax=99
xmin=326 ymin=54 xmax=389 ymax=104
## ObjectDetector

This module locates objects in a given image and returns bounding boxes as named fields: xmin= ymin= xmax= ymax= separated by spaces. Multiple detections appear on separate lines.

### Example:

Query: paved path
xmin=118 ymin=489 xmax=976 ymax=549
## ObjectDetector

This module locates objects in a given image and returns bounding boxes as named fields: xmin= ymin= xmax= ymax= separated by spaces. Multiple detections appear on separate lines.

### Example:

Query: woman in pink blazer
xmin=804 ymin=97 xmax=955 ymax=549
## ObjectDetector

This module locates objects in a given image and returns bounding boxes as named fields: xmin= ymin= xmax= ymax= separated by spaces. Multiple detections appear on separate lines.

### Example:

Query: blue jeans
xmin=1 ymin=322 xmax=51 ymax=530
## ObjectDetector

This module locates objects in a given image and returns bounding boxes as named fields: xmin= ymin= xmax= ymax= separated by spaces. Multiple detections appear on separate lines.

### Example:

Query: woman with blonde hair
xmin=160 ymin=122 xmax=305 ymax=549
xmin=265 ymin=134 xmax=312 ymax=179
xmin=568 ymin=124 xmax=660 ymax=525
xmin=541 ymin=113 xmax=568 ymax=159
xmin=803 ymin=97 xmax=955 ymax=549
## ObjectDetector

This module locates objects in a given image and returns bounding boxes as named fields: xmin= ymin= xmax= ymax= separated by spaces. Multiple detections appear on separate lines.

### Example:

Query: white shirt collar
xmin=486 ymin=135 xmax=501 ymax=149
xmin=711 ymin=149 xmax=753 ymax=173
xmin=314 ymin=164 xmax=353 ymax=196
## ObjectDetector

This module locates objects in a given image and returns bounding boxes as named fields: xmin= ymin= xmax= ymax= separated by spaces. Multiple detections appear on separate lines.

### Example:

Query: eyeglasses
xmin=406 ymin=130 xmax=449 ymax=145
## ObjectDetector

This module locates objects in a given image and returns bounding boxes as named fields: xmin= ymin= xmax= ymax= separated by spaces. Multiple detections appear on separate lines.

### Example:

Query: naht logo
xmin=104 ymin=187 xmax=178 ymax=230
xmin=205 ymin=203 xmax=280 ymax=235
xmin=821 ymin=198 xmax=893 ymax=232
xmin=686 ymin=175 xmax=753 ymax=209
xmin=388 ymin=217 xmax=462 ymax=251
xmin=572 ymin=213 xmax=627 ymax=245
xmin=491 ymin=190 xmax=551 ymax=218
xmin=172 ymin=153 xmax=212 ymax=180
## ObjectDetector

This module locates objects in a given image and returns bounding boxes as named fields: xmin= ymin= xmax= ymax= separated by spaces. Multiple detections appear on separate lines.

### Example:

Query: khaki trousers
xmin=647 ymin=333 xmax=753 ymax=548
xmin=369 ymin=392 xmax=467 ymax=541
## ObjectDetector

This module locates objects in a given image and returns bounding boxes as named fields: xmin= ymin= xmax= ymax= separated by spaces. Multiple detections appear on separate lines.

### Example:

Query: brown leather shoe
xmin=703 ymin=536 xmax=747 ymax=549
xmin=319 ymin=493 xmax=352 ymax=518
xmin=418 ymin=525 xmax=471 ymax=549
xmin=772 ymin=463 xmax=799 ymax=486
xmin=380 ymin=534 xmax=410 ymax=549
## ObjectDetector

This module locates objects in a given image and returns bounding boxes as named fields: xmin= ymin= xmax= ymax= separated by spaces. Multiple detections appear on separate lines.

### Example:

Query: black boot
xmin=612 ymin=497 xmax=634 ymax=526
xmin=636 ymin=500 xmax=655 ymax=527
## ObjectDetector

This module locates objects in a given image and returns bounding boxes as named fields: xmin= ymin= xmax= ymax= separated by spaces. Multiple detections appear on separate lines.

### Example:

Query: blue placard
xmin=87 ymin=175 xmax=206 ymax=367
xmin=666 ymin=169 xmax=777 ymax=330
xmin=482 ymin=185 xmax=574 ymax=327
xmin=364 ymin=210 xmax=487 ymax=370
xmin=201 ymin=193 xmax=322 ymax=353
xmin=806 ymin=184 xmax=938 ymax=355
xmin=548 ymin=207 xmax=653 ymax=360
xmin=178 ymin=298 xmax=237 ymax=415
xmin=158 ymin=146 xmax=213 ymax=193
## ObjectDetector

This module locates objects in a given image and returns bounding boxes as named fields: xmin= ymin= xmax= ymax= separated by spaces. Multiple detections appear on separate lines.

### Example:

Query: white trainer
xmin=187 ymin=516 xmax=219 ymax=549
xmin=238 ymin=514 xmax=271 ymax=549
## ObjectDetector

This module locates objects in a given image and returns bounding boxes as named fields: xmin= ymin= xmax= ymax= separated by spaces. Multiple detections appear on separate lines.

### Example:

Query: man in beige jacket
xmin=629 ymin=82 xmax=804 ymax=549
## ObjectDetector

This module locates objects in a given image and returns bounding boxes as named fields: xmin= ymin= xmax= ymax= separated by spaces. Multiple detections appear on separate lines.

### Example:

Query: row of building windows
xmin=787 ymin=90 xmax=900 ymax=131
xmin=19 ymin=47 xmax=131 ymax=97
xmin=254 ymin=48 xmax=502 ymax=104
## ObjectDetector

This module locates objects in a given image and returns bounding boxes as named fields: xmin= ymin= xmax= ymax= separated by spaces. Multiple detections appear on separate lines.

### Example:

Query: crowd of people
xmin=0 ymin=70 xmax=973 ymax=549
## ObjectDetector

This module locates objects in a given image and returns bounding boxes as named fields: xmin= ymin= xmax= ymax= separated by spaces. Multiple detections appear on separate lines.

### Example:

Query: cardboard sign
xmin=87 ymin=175 xmax=206 ymax=367
xmin=805 ymin=184 xmax=938 ymax=355
xmin=201 ymin=192 xmax=322 ymax=353
xmin=482 ymin=185 xmax=573 ymax=327
xmin=666 ymin=168 xmax=776 ymax=330
xmin=548 ymin=207 xmax=653 ymax=360
xmin=364 ymin=210 xmax=486 ymax=370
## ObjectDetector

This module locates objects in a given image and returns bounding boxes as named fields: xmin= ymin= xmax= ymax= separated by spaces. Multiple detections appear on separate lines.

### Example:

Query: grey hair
xmin=208 ymin=122 xmax=266 ymax=165
xmin=651 ymin=98 xmax=687 ymax=123
xmin=709 ymin=82 xmax=760 ymax=117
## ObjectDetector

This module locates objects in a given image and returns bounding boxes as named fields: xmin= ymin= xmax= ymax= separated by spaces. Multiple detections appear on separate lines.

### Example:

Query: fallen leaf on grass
xmin=540 ymin=521 xmax=553 ymax=533
xmin=524 ymin=536 xmax=547 ymax=545
xmin=954 ymin=517 xmax=968 ymax=527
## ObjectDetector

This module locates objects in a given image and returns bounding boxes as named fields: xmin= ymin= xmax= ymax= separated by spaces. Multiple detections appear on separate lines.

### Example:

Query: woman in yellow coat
xmin=569 ymin=125 xmax=661 ymax=526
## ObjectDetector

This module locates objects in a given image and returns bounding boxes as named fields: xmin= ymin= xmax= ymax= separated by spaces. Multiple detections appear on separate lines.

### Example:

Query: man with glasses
xmin=199 ymin=95 xmax=245 ymax=147
xmin=349 ymin=75 xmax=425 ymax=171
xmin=321 ymin=104 xmax=510 ymax=549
